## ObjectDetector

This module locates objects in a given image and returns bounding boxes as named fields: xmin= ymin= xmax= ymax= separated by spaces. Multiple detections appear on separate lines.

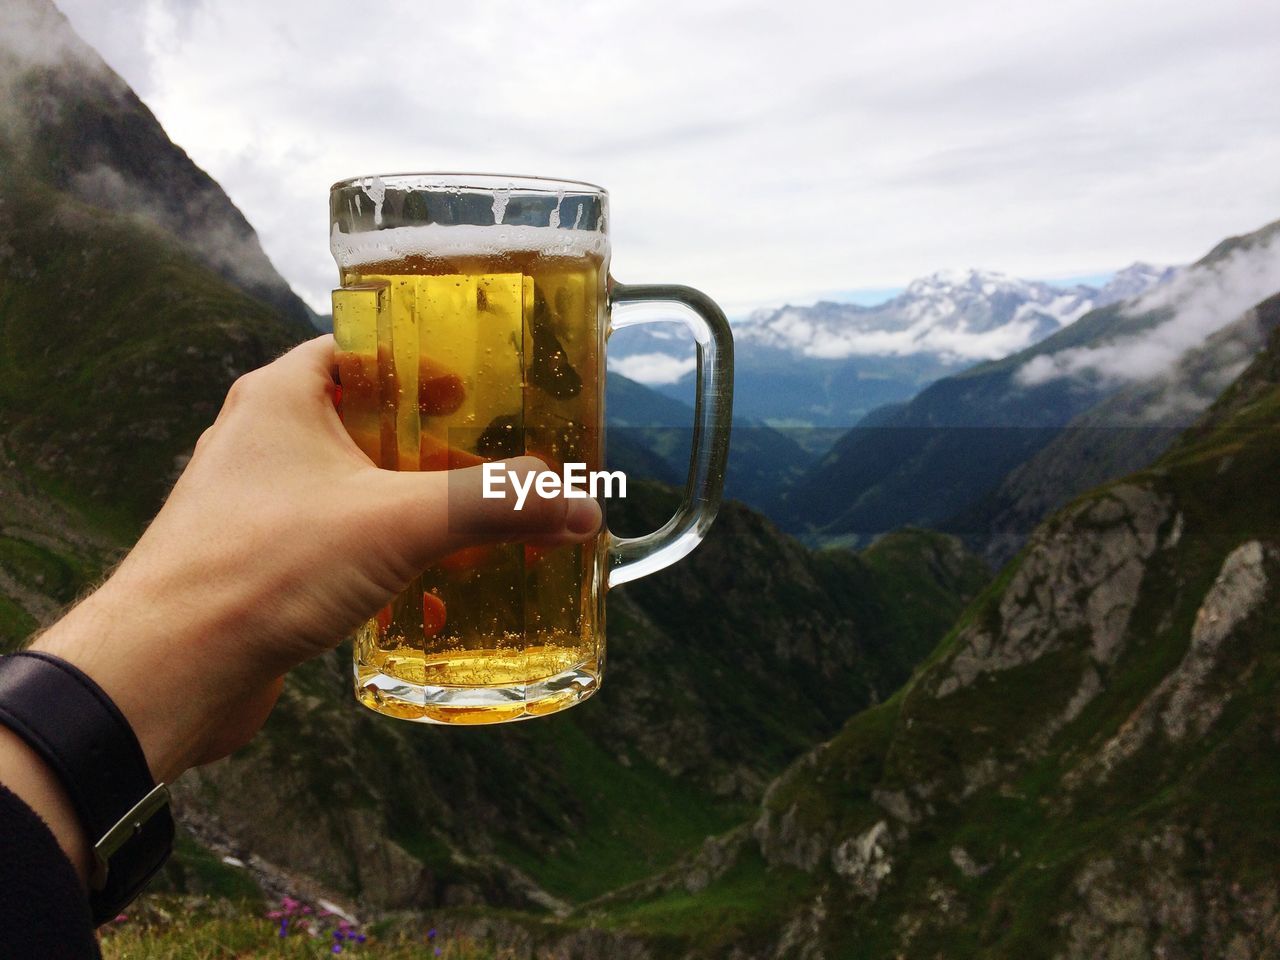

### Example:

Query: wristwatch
xmin=0 ymin=651 xmax=175 ymax=924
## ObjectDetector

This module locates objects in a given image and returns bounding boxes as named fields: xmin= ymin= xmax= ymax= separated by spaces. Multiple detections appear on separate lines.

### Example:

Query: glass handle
xmin=606 ymin=282 xmax=735 ymax=588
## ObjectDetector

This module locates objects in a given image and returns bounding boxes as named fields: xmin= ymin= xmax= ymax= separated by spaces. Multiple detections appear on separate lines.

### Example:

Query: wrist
xmin=0 ymin=651 xmax=176 ymax=923
xmin=32 ymin=572 xmax=213 ymax=783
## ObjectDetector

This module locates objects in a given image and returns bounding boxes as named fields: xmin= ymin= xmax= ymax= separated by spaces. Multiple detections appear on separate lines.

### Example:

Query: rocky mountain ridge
xmin=582 ymin=315 xmax=1280 ymax=958
xmin=163 ymin=488 xmax=987 ymax=914
xmin=974 ymin=291 xmax=1280 ymax=564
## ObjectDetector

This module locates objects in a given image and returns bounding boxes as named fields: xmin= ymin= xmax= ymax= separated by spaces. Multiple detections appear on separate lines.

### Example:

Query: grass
xmin=0 ymin=534 xmax=96 ymax=604
xmin=592 ymin=847 xmax=815 ymax=949
xmin=155 ymin=836 xmax=267 ymax=905
xmin=0 ymin=593 xmax=38 ymax=649
xmin=496 ymin=713 xmax=747 ymax=902
xmin=99 ymin=898 xmax=497 ymax=960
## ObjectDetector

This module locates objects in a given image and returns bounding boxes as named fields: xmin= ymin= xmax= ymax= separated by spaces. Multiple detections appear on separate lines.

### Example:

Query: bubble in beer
xmin=340 ymin=234 xmax=603 ymax=722
xmin=477 ymin=415 xmax=522 ymax=458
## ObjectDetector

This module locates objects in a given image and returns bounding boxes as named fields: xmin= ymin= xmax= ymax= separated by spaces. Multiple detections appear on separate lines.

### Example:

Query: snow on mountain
xmin=735 ymin=265 xmax=1175 ymax=362
xmin=1093 ymin=262 xmax=1181 ymax=307
xmin=606 ymin=263 xmax=1178 ymax=387
xmin=1019 ymin=233 xmax=1279 ymax=386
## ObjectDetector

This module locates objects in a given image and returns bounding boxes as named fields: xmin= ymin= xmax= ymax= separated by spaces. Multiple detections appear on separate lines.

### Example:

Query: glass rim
xmin=329 ymin=172 xmax=608 ymax=196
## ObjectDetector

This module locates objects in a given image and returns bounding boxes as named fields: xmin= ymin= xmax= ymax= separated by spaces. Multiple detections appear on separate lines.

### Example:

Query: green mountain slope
xmin=1 ymin=0 xmax=317 ymax=524
xmin=0 ymin=172 xmax=311 ymax=524
xmin=607 ymin=312 xmax=1280 ymax=957
xmin=607 ymin=373 xmax=815 ymax=514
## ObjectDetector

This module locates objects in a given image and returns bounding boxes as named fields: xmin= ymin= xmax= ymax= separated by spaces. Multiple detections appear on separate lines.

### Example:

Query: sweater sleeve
xmin=0 ymin=782 xmax=101 ymax=959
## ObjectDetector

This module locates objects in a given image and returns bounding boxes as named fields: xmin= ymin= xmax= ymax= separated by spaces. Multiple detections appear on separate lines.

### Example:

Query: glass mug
xmin=329 ymin=173 xmax=733 ymax=725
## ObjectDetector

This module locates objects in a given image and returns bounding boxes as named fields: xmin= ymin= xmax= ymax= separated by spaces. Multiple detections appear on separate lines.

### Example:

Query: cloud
xmin=800 ymin=316 xmax=1047 ymax=361
xmin=45 ymin=0 xmax=1280 ymax=315
xmin=798 ymin=317 xmax=1049 ymax=363
xmin=0 ymin=0 xmax=119 ymax=144
xmin=68 ymin=163 xmax=286 ymax=291
xmin=608 ymin=352 xmax=698 ymax=385
xmin=1017 ymin=230 xmax=1280 ymax=386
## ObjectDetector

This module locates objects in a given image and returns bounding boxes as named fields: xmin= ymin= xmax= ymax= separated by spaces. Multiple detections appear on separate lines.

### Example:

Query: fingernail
xmin=567 ymin=498 xmax=602 ymax=536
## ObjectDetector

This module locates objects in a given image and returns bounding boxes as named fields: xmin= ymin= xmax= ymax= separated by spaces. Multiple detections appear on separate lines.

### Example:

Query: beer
xmin=332 ymin=225 xmax=607 ymax=724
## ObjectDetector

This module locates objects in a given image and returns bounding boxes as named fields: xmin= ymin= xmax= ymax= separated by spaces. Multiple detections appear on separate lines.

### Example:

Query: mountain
xmin=1095 ymin=261 xmax=1181 ymax=303
xmin=0 ymin=0 xmax=316 ymax=521
xmin=0 ymin=471 xmax=988 ymax=916
xmin=606 ymin=374 xmax=814 ymax=513
xmin=609 ymin=265 xmax=1176 ymax=438
xmin=0 ymin=0 xmax=315 ymax=331
xmin=738 ymin=267 xmax=1153 ymax=359
xmin=781 ymin=218 xmax=1280 ymax=548
xmin=0 ymin=0 xmax=991 ymax=923
xmin=973 ymin=291 xmax=1280 ymax=564
xmin=166 ymin=494 xmax=987 ymax=912
xmin=525 ymin=272 xmax=1280 ymax=959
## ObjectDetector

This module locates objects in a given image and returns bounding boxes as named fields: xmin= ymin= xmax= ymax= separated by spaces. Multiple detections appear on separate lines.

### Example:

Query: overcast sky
xmin=55 ymin=0 xmax=1280 ymax=317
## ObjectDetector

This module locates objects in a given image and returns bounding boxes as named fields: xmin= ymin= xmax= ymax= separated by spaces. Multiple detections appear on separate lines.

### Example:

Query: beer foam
xmin=331 ymin=222 xmax=609 ymax=266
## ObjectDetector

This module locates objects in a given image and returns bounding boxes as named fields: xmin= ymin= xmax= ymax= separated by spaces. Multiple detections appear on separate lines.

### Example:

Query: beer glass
xmin=329 ymin=174 xmax=733 ymax=725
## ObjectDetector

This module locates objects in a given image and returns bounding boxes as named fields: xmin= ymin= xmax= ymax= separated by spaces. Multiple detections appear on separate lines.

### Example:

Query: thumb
xmin=380 ymin=456 xmax=603 ymax=567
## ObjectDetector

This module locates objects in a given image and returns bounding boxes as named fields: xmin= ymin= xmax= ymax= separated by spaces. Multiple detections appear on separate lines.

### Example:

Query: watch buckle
xmin=91 ymin=782 xmax=171 ymax=890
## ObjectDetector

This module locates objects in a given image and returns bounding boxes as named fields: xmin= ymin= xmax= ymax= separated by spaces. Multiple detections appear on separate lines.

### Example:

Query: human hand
xmin=33 ymin=335 xmax=601 ymax=784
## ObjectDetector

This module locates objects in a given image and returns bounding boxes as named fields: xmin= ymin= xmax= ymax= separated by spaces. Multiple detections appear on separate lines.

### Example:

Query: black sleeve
xmin=0 ymin=782 xmax=101 ymax=959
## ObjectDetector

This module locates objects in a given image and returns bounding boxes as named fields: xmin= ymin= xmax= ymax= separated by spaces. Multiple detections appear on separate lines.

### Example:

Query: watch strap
xmin=0 ymin=650 xmax=175 ymax=924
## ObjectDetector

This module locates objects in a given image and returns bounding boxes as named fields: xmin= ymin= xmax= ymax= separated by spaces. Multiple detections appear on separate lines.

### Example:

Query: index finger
xmin=273 ymin=334 xmax=338 ymax=381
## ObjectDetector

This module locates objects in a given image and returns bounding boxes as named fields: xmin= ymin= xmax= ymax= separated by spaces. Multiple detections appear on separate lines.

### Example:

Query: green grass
xmin=154 ymin=836 xmax=266 ymax=905
xmin=592 ymin=847 xmax=815 ymax=949
xmin=497 ymin=715 xmax=747 ymax=902
xmin=0 ymin=593 xmax=38 ymax=650
xmin=763 ymin=695 xmax=902 ymax=836
xmin=99 ymin=897 xmax=497 ymax=959
xmin=0 ymin=534 xmax=95 ymax=605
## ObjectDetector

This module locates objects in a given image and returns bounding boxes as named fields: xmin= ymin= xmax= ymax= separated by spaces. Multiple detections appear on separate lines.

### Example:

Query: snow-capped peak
xmin=736 ymin=264 xmax=1177 ymax=362
xmin=1093 ymin=262 xmax=1180 ymax=307
xmin=905 ymin=268 xmax=1024 ymax=297
xmin=608 ymin=262 xmax=1182 ymax=384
